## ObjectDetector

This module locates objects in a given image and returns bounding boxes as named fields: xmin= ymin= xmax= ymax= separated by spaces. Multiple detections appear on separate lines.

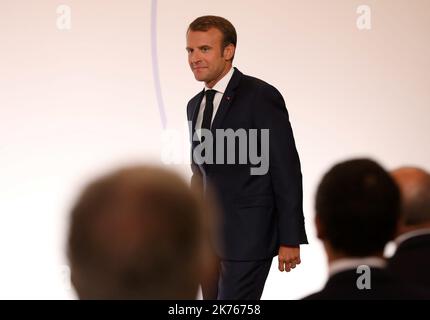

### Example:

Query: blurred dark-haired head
xmin=315 ymin=159 xmax=400 ymax=257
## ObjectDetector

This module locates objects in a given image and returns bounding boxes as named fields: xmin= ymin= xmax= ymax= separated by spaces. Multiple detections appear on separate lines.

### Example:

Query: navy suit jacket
xmin=303 ymin=268 xmax=428 ymax=300
xmin=387 ymin=233 xmax=430 ymax=288
xmin=187 ymin=68 xmax=308 ymax=260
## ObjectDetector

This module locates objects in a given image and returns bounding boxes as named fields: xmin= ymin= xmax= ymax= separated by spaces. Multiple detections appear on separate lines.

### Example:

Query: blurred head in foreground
xmin=315 ymin=158 xmax=401 ymax=260
xmin=68 ymin=166 xmax=204 ymax=299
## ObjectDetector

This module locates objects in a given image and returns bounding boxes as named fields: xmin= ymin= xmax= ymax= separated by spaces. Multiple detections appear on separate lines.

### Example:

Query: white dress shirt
xmin=394 ymin=228 xmax=430 ymax=246
xmin=328 ymin=256 xmax=387 ymax=277
xmin=195 ymin=67 xmax=235 ymax=140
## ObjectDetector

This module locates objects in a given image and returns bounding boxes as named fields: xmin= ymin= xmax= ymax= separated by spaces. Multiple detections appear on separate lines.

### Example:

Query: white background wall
xmin=0 ymin=0 xmax=429 ymax=299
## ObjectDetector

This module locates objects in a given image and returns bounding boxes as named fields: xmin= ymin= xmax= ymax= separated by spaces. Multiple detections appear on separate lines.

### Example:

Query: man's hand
xmin=278 ymin=245 xmax=301 ymax=272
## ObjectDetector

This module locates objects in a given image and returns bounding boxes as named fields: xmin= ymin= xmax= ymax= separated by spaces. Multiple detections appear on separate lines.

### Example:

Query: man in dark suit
xmin=387 ymin=167 xmax=430 ymax=288
xmin=304 ymin=159 xmax=426 ymax=300
xmin=185 ymin=16 xmax=307 ymax=300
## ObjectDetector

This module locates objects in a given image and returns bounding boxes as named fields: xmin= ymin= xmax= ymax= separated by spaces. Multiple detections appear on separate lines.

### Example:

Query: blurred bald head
xmin=391 ymin=167 xmax=430 ymax=228
xmin=68 ymin=166 xmax=204 ymax=299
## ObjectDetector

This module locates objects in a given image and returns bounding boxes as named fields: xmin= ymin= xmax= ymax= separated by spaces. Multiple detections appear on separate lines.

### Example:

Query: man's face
xmin=186 ymin=28 xmax=234 ymax=88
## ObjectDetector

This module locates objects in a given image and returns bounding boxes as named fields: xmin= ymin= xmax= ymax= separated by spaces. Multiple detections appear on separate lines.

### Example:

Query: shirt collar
xmin=328 ymin=256 xmax=386 ymax=277
xmin=395 ymin=228 xmax=430 ymax=246
xmin=204 ymin=67 xmax=235 ymax=94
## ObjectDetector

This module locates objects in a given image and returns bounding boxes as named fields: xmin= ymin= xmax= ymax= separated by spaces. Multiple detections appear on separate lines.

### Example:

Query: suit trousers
xmin=202 ymin=258 xmax=272 ymax=300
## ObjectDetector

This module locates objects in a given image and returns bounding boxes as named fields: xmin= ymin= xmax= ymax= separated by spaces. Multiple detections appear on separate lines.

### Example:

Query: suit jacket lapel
xmin=211 ymin=68 xmax=242 ymax=133
xmin=189 ymin=69 xmax=242 ymax=171
xmin=190 ymin=89 xmax=205 ymax=173
xmin=191 ymin=89 xmax=205 ymax=134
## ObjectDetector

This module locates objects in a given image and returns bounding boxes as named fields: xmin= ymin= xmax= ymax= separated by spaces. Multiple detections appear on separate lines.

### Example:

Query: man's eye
xmin=202 ymin=47 xmax=209 ymax=52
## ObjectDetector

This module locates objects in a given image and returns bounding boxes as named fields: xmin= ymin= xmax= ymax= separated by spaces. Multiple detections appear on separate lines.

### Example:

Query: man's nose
xmin=189 ymin=51 xmax=202 ymax=65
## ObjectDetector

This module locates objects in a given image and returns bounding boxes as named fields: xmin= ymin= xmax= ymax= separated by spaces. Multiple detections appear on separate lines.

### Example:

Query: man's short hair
xmin=188 ymin=15 xmax=237 ymax=49
xmin=68 ymin=166 xmax=203 ymax=299
xmin=316 ymin=159 xmax=401 ymax=256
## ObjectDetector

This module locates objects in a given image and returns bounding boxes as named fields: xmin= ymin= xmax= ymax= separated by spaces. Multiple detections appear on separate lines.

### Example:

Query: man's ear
xmin=223 ymin=44 xmax=235 ymax=61
xmin=315 ymin=214 xmax=325 ymax=240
